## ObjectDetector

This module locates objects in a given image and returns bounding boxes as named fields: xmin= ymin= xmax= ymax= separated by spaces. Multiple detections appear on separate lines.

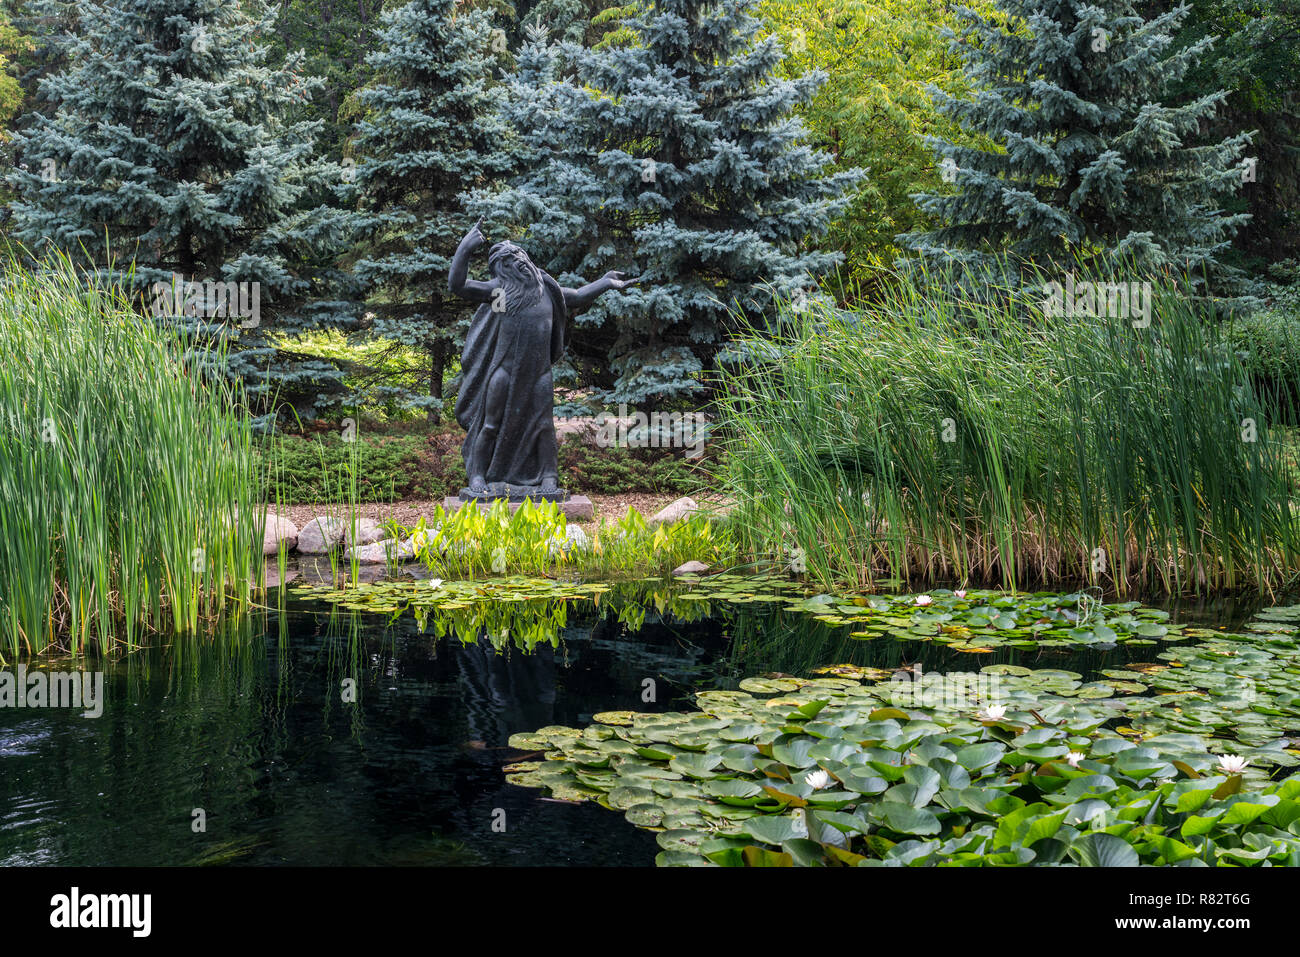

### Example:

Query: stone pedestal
xmin=443 ymin=494 xmax=594 ymax=522
xmin=458 ymin=482 xmax=570 ymax=502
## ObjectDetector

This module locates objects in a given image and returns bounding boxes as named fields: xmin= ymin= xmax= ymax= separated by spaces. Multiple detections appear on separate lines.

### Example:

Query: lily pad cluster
xmin=505 ymin=669 xmax=1300 ymax=866
xmin=784 ymin=588 xmax=1207 ymax=651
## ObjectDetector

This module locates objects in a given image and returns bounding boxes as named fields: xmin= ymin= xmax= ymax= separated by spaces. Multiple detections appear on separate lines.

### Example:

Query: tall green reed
xmin=718 ymin=261 xmax=1300 ymax=596
xmin=0 ymin=256 xmax=265 ymax=658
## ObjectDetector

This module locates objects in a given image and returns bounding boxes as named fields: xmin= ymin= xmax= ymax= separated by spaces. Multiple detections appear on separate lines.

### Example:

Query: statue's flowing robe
xmin=455 ymin=273 xmax=567 ymax=487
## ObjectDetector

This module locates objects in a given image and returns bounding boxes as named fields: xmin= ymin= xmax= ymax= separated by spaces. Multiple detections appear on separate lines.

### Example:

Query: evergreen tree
xmin=473 ymin=0 xmax=864 ymax=408
xmin=1158 ymin=0 xmax=1300 ymax=265
xmin=7 ymin=0 xmax=352 ymax=419
xmin=340 ymin=0 xmax=518 ymax=421
xmin=900 ymin=0 xmax=1254 ymax=283
xmin=271 ymin=0 xmax=385 ymax=162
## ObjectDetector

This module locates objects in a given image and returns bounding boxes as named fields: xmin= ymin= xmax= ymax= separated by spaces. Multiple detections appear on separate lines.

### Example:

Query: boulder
xmin=345 ymin=517 xmax=386 ymax=547
xmin=344 ymin=537 xmax=419 ymax=565
xmin=672 ymin=560 xmax=710 ymax=576
xmin=261 ymin=513 xmax=299 ymax=556
xmin=547 ymin=524 xmax=589 ymax=558
xmin=297 ymin=516 xmax=345 ymax=554
xmin=649 ymin=496 xmax=699 ymax=528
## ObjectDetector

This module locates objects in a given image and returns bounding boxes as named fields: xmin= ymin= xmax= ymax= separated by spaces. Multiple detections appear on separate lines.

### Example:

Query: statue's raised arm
xmin=448 ymin=220 xmax=496 ymax=303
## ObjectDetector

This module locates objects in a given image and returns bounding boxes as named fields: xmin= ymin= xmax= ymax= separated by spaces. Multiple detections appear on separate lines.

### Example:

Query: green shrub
xmin=262 ymin=426 xmax=709 ymax=504
xmin=558 ymin=438 xmax=712 ymax=494
xmin=260 ymin=430 xmax=463 ymax=504
xmin=1227 ymin=307 xmax=1300 ymax=426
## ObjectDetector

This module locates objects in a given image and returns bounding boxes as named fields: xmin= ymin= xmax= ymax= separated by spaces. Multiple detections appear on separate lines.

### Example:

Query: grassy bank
xmin=718 ymin=271 xmax=1300 ymax=595
xmin=0 ymin=260 xmax=264 ymax=658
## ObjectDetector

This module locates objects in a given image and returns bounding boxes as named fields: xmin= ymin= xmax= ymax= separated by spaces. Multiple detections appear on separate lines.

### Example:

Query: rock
xmin=344 ymin=537 xmax=420 ymax=565
xmin=547 ymin=524 xmax=589 ymax=558
xmin=345 ymin=517 xmax=386 ymax=547
xmin=261 ymin=513 xmax=298 ymax=556
xmin=297 ymin=516 xmax=345 ymax=554
xmin=649 ymin=496 xmax=699 ymax=527
xmin=672 ymin=560 xmax=710 ymax=576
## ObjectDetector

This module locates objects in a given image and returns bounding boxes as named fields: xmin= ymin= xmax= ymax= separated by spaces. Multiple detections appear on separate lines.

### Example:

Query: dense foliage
xmin=337 ymin=0 xmax=519 ymax=418
xmin=470 ymin=0 xmax=865 ymax=406
xmin=718 ymin=266 xmax=1300 ymax=593
xmin=7 ymin=0 xmax=353 ymax=419
xmin=901 ymin=0 xmax=1252 ymax=287
xmin=1 ymin=0 xmax=1294 ymax=417
xmin=261 ymin=427 xmax=703 ymax=503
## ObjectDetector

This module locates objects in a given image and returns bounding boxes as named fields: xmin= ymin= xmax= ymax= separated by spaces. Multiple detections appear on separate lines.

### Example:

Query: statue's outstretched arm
xmin=562 ymin=270 xmax=640 ymax=312
xmin=449 ymin=220 xmax=497 ymax=303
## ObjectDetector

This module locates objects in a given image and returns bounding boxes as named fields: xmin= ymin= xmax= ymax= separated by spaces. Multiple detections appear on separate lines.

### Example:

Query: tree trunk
xmin=427 ymin=339 xmax=446 ymax=427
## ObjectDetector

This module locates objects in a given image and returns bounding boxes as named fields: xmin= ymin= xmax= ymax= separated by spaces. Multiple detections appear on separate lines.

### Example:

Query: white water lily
xmin=914 ymin=595 xmax=933 ymax=606
xmin=976 ymin=704 xmax=1007 ymax=721
xmin=805 ymin=769 xmax=831 ymax=790
xmin=428 ymin=578 xmax=444 ymax=590
xmin=1217 ymin=754 xmax=1249 ymax=775
xmin=954 ymin=589 xmax=967 ymax=600
xmin=1065 ymin=751 xmax=1085 ymax=768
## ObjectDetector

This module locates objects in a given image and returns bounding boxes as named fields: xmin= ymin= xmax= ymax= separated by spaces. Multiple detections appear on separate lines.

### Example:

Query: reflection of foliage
xmin=293 ymin=574 xmax=775 ymax=649
xmin=425 ymin=592 xmax=571 ymax=651
xmin=508 ymin=597 xmax=1300 ymax=866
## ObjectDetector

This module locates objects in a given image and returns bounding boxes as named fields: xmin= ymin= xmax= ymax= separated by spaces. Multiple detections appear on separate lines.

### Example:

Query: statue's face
xmin=489 ymin=243 xmax=540 ymax=286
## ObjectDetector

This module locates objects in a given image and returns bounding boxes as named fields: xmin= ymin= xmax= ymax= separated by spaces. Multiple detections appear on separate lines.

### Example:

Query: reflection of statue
xmin=448 ymin=220 xmax=638 ymax=500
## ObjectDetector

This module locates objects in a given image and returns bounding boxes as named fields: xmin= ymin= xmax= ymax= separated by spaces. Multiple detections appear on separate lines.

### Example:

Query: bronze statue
xmin=449 ymin=220 xmax=637 ymax=500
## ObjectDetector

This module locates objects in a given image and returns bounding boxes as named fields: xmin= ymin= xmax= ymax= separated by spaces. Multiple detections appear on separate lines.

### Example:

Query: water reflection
xmin=0 ymin=580 xmax=1174 ymax=866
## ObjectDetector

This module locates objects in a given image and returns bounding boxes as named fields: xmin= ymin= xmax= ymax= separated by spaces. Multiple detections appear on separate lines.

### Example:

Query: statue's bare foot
xmin=540 ymin=476 xmax=560 ymax=493
xmin=469 ymin=475 xmax=488 ymax=493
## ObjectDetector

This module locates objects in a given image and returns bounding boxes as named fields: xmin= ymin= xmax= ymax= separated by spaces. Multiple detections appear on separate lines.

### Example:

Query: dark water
xmin=0 ymin=584 xmax=1186 ymax=867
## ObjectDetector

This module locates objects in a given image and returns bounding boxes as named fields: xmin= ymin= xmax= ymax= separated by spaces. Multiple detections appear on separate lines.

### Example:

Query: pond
xmin=0 ymin=574 xmax=1292 ymax=867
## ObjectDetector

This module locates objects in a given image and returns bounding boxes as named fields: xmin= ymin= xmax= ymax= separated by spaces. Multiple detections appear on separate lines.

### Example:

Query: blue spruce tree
xmin=473 ymin=0 xmax=864 ymax=408
xmin=7 ymin=0 xmax=352 ymax=420
xmin=900 ymin=0 xmax=1254 ymax=286
xmin=341 ymin=0 xmax=518 ymax=422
